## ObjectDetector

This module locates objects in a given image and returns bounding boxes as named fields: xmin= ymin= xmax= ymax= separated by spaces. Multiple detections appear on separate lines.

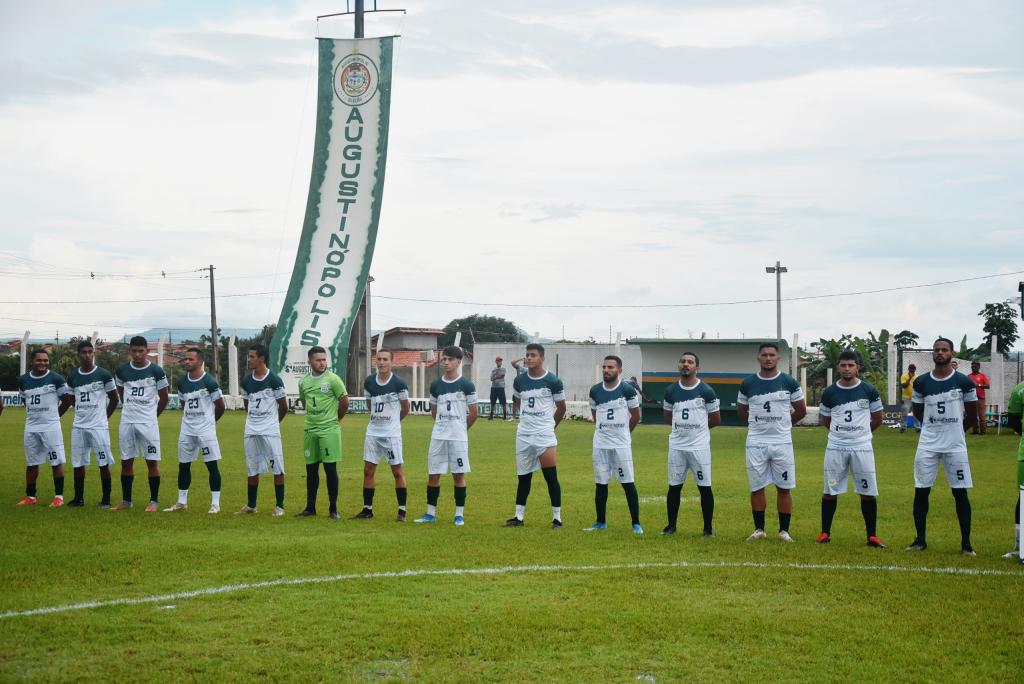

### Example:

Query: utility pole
xmin=201 ymin=265 xmax=219 ymax=377
xmin=355 ymin=0 xmax=364 ymax=37
xmin=765 ymin=261 xmax=788 ymax=346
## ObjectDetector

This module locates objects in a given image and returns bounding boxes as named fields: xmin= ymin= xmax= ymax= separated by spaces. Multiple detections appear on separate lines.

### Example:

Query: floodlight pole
xmin=766 ymin=261 xmax=788 ymax=346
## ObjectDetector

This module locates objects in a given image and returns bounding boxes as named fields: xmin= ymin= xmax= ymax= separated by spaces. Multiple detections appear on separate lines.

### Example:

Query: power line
xmin=0 ymin=291 xmax=284 ymax=305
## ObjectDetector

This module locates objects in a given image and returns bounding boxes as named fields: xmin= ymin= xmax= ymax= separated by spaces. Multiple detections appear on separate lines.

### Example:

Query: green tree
xmin=893 ymin=330 xmax=919 ymax=350
xmin=977 ymin=301 xmax=1019 ymax=356
xmin=0 ymin=355 xmax=19 ymax=390
xmin=440 ymin=315 xmax=525 ymax=350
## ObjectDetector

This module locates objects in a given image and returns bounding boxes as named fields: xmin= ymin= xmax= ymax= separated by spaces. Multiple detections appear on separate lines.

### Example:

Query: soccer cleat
xmin=551 ymin=519 xmax=563 ymax=529
xmin=866 ymin=536 xmax=887 ymax=549
xmin=816 ymin=532 xmax=831 ymax=544
xmin=208 ymin=504 xmax=220 ymax=514
xmin=703 ymin=529 xmax=716 ymax=538
xmin=98 ymin=502 xmax=111 ymax=509
xmin=396 ymin=509 xmax=406 ymax=522
xmin=778 ymin=530 xmax=795 ymax=543
xmin=746 ymin=529 xmax=767 ymax=541
xmin=15 ymin=496 xmax=38 ymax=506
xmin=49 ymin=496 xmax=64 ymax=508
xmin=905 ymin=540 xmax=928 ymax=552
xmin=352 ymin=508 xmax=374 ymax=519
xmin=163 ymin=503 xmax=188 ymax=512
xmin=144 ymin=502 xmax=158 ymax=512
xmin=236 ymin=505 xmax=257 ymax=515
xmin=414 ymin=513 xmax=437 ymax=523
xmin=272 ymin=506 xmax=285 ymax=517
xmin=453 ymin=515 xmax=465 ymax=526
xmin=329 ymin=511 xmax=340 ymax=521
xmin=583 ymin=522 xmax=608 ymax=532
xmin=961 ymin=546 xmax=976 ymax=557
xmin=66 ymin=499 xmax=85 ymax=508
xmin=632 ymin=523 xmax=644 ymax=535
xmin=503 ymin=517 xmax=525 ymax=527
xmin=1001 ymin=542 xmax=1019 ymax=558
xmin=294 ymin=509 xmax=316 ymax=517
xmin=662 ymin=525 xmax=677 ymax=535
xmin=109 ymin=501 xmax=132 ymax=511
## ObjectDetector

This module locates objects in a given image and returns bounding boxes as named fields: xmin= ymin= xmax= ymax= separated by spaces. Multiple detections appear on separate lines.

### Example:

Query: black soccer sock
xmin=248 ymin=483 xmax=258 ymax=508
xmin=752 ymin=509 xmax=766 ymax=532
xmin=913 ymin=487 xmax=931 ymax=542
xmin=698 ymin=485 xmax=715 ymax=533
xmin=363 ymin=487 xmax=375 ymax=508
xmin=952 ymin=488 xmax=972 ymax=548
xmin=205 ymin=461 xmax=221 ymax=492
xmin=323 ymin=463 xmax=339 ymax=513
xmin=821 ymin=497 xmax=838 ymax=534
xmin=454 ymin=486 xmax=467 ymax=507
xmin=148 ymin=475 xmax=160 ymax=502
xmin=305 ymin=463 xmax=320 ymax=512
xmin=542 ymin=466 xmax=561 ymax=508
xmin=396 ymin=487 xmax=407 ymax=508
xmin=274 ymin=484 xmax=285 ymax=508
xmin=515 ymin=473 xmax=533 ymax=507
xmin=779 ymin=512 xmax=791 ymax=533
xmin=666 ymin=484 xmax=683 ymax=528
xmin=121 ymin=474 xmax=133 ymax=503
xmin=622 ymin=482 xmax=640 ymax=525
xmin=427 ymin=485 xmax=440 ymax=507
xmin=861 ymin=497 xmax=878 ymax=538
xmin=73 ymin=473 xmax=85 ymax=503
xmin=53 ymin=475 xmax=64 ymax=497
xmin=27 ymin=481 xmax=37 ymax=498
xmin=100 ymin=476 xmax=111 ymax=505
xmin=595 ymin=483 xmax=608 ymax=524
xmin=178 ymin=462 xmax=192 ymax=491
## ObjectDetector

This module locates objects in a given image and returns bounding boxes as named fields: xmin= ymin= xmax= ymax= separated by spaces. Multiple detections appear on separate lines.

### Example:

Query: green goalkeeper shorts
xmin=303 ymin=428 xmax=342 ymax=465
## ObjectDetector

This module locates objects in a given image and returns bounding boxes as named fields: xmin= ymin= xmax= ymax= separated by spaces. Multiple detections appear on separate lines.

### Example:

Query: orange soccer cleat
xmin=49 ymin=496 xmax=65 ymax=508
xmin=15 ymin=496 xmax=38 ymax=506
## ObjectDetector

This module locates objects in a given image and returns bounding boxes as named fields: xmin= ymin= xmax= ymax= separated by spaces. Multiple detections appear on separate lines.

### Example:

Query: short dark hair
xmin=525 ymin=342 xmax=545 ymax=357
xmin=758 ymin=342 xmax=779 ymax=353
xmin=307 ymin=346 xmax=327 ymax=358
xmin=129 ymin=336 xmax=147 ymax=348
xmin=248 ymin=344 xmax=268 ymax=362
xmin=76 ymin=340 xmax=93 ymax=353
xmin=680 ymin=352 xmax=699 ymax=366
xmin=376 ymin=348 xmax=393 ymax=360
xmin=838 ymin=350 xmax=860 ymax=364
xmin=31 ymin=348 xmax=48 ymax=359
xmin=186 ymin=347 xmax=202 ymax=356
xmin=442 ymin=345 xmax=463 ymax=360
xmin=604 ymin=354 xmax=622 ymax=368
xmin=934 ymin=337 xmax=954 ymax=351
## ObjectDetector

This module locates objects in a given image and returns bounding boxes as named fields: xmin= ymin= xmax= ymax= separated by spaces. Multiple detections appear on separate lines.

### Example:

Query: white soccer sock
xmin=552 ymin=506 xmax=561 ymax=521
xmin=426 ymin=504 xmax=437 ymax=516
xmin=211 ymin=491 xmax=221 ymax=506
xmin=177 ymin=489 xmax=188 ymax=505
xmin=398 ymin=505 xmax=406 ymax=512
xmin=515 ymin=504 xmax=526 ymax=520
xmin=455 ymin=505 xmax=465 ymax=517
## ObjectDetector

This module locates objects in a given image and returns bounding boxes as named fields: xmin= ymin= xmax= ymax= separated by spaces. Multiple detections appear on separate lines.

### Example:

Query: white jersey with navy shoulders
xmin=663 ymin=380 xmax=720 ymax=450
xmin=177 ymin=372 xmax=223 ymax=436
xmin=67 ymin=366 xmax=116 ymax=430
xmin=115 ymin=362 xmax=168 ymax=425
xmin=912 ymin=371 xmax=978 ymax=451
xmin=819 ymin=379 xmax=882 ymax=448
xmin=589 ymin=380 xmax=640 ymax=449
xmin=513 ymin=371 xmax=565 ymax=436
xmin=19 ymin=371 xmax=70 ymax=433
xmin=430 ymin=375 xmax=477 ymax=442
xmin=241 ymin=370 xmax=286 ymax=436
xmin=364 ymin=373 xmax=410 ymax=438
xmin=737 ymin=372 xmax=804 ymax=445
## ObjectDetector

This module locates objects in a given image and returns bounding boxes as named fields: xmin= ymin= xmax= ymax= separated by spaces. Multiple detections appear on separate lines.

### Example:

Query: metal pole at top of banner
xmin=355 ymin=0 xmax=364 ymax=38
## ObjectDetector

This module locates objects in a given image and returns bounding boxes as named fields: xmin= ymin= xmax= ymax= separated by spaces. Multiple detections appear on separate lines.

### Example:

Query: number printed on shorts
xmin=47 ymin=451 xmax=58 ymax=461
xmin=457 ymin=457 xmax=464 ymax=468
xmin=201 ymin=446 xmax=211 ymax=456
xmin=861 ymin=478 xmax=868 ymax=489
xmin=956 ymin=469 xmax=964 ymax=481
xmin=696 ymin=470 xmax=704 ymax=481
xmin=781 ymin=470 xmax=788 ymax=481
xmin=147 ymin=445 xmax=157 ymax=454
xmin=618 ymin=467 xmax=625 ymax=478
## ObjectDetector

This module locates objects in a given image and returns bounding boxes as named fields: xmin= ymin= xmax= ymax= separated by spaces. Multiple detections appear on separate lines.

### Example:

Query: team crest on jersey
xmin=320 ymin=385 xmax=330 ymax=394
xmin=334 ymin=53 xmax=379 ymax=106
xmin=857 ymin=399 xmax=869 ymax=409
xmin=948 ymin=389 xmax=962 ymax=399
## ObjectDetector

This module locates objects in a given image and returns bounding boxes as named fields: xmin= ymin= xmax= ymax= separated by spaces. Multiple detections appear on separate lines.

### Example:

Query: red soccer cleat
xmin=15 ymin=496 xmax=38 ymax=506
xmin=867 ymin=536 xmax=887 ymax=549
xmin=49 ymin=496 xmax=65 ymax=508
xmin=815 ymin=532 xmax=831 ymax=544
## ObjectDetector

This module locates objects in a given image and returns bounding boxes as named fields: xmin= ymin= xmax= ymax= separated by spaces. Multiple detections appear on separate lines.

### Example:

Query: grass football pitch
xmin=1 ymin=409 xmax=1022 ymax=682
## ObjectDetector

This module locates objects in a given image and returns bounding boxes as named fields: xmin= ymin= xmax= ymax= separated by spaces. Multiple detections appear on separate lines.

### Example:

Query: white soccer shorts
xmin=746 ymin=443 xmax=796 ymax=491
xmin=119 ymin=422 xmax=161 ymax=461
xmin=593 ymin=447 xmax=634 ymax=485
xmin=823 ymin=447 xmax=877 ymax=496
xmin=24 ymin=429 xmax=66 ymax=467
xmin=914 ymin=448 xmax=972 ymax=489
xmin=363 ymin=436 xmax=404 ymax=466
xmin=244 ymin=434 xmax=285 ymax=477
xmin=177 ymin=432 xmax=222 ymax=464
xmin=515 ymin=432 xmax=557 ymax=476
xmin=427 ymin=439 xmax=470 ymax=475
xmin=71 ymin=427 xmax=114 ymax=468
xmin=668 ymin=447 xmax=712 ymax=487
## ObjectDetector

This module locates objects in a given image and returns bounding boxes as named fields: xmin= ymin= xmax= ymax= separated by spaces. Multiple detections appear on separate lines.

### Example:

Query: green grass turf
xmin=1 ymin=409 xmax=1022 ymax=682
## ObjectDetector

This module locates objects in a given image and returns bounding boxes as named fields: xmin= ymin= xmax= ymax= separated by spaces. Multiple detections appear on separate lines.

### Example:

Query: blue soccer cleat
xmin=453 ymin=515 xmax=465 ymax=526
xmin=583 ymin=522 xmax=608 ymax=532
xmin=632 ymin=523 xmax=644 ymax=535
xmin=414 ymin=513 xmax=437 ymax=523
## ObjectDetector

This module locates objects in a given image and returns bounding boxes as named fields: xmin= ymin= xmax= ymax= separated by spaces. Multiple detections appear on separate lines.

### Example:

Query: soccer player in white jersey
xmin=816 ymin=350 xmax=886 ymax=548
xmin=662 ymin=352 xmax=721 ymax=536
xmin=737 ymin=342 xmax=807 ymax=542
xmin=16 ymin=349 xmax=73 ymax=507
xmin=112 ymin=336 xmax=169 ymax=511
xmin=238 ymin=344 xmax=288 ymax=516
xmin=585 ymin=355 xmax=643 ymax=534
xmin=414 ymin=346 xmax=477 ymax=525
xmin=906 ymin=337 xmax=979 ymax=555
xmin=353 ymin=348 xmax=411 ymax=521
xmin=66 ymin=341 xmax=119 ymax=508
xmin=164 ymin=348 xmax=226 ymax=514
xmin=503 ymin=343 xmax=567 ymax=528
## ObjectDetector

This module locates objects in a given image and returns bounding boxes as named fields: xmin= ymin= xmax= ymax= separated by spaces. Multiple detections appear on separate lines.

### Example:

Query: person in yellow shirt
xmin=899 ymin=363 xmax=918 ymax=433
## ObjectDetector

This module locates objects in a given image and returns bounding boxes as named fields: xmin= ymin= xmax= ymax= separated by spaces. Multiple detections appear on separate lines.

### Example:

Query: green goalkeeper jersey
xmin=299 ymin=371 xmax=347 ymax=434
xmin=1009 ymin=380 xmax=1024 ymax=462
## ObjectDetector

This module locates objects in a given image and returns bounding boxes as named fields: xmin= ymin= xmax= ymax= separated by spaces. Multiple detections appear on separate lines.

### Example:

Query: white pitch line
xmin=2 ymin=559 xmax=1021 ymax=620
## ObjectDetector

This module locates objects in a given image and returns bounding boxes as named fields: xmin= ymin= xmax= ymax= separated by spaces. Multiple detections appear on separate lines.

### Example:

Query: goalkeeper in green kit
xmin=296 ymin=346 xmax=349 ymax=520
xmin=1006 ymin=380 xmax=1024 ymax=564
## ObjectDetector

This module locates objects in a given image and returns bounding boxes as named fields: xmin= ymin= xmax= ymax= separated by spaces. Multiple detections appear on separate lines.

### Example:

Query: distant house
xmin=370 ymin=327 xmax=444 ymax=354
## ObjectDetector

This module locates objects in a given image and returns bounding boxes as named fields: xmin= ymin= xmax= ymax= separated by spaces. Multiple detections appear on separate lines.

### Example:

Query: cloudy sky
xmin=1 ymin=0 xmax=1021 ymax=348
